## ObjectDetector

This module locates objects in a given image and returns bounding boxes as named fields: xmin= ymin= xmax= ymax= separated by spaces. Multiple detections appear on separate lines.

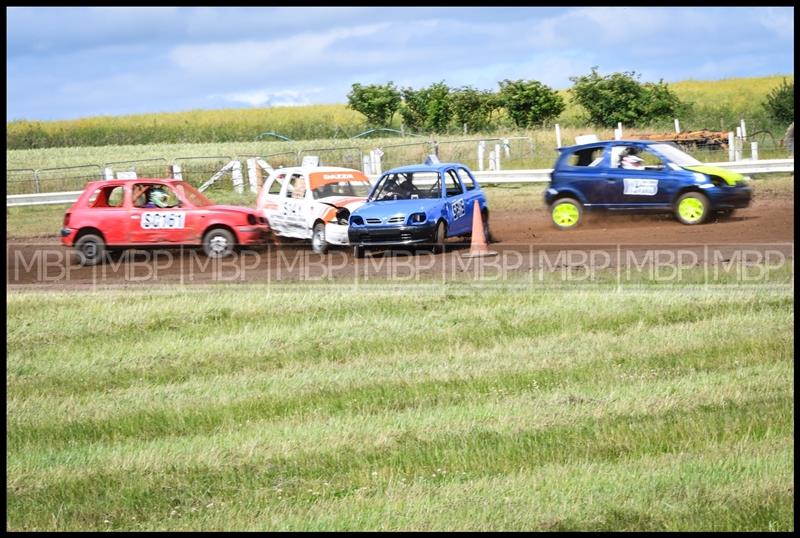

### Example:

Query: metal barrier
xmin=103 ymin=158 xmax=170 ymax=179
xmin=35 ymin=164 xmax=103 ymax=193
xmin=238 ymin=150 xmax=299 ymax=169
xmin=172 ymin=156 xmax=236 ymax=190
xmin=435 ymin=137 xmax=536 ymax=171
xmin=299 ymin=146 xmax=363 ymax=169
xmin=6 ymin=169 xmax=38 ymax=195
xmin=379 ymin=141 xmax=436 ymax=171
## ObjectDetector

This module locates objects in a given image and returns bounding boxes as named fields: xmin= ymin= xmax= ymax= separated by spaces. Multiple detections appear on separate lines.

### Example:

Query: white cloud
xmin=169 ymin=23 xmax=388 ymax=76
xmin=218 ymin=88 xmax=322 ymax=107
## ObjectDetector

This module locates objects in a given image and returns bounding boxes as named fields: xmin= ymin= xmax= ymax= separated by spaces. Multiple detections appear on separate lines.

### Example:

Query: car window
xmin=132 ymin=183 xmax=181 ymax=208
xmin=286 ymin=174 xmax=306 ymax=199
xmin=567 ymin=146 xmax=605 ymax=167
xmin=267 ymin=173 xmax=285 ymax=195
xmin=445 ymin=170 xmax=464 ymax=197
xmin=370 ymin=172 xmax=441 ymax=201
xmin=456 ymin=168 xmax=477 ymax=191
xmin=612 ymin=146 xmax=665 ymax=170
xmin=311 ymin=180 xmax=371 ymax=199
xmin=87 ymin=185 xmax=125 ymax=208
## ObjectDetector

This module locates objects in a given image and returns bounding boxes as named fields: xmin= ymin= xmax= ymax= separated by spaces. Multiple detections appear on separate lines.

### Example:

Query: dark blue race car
xmin=348 ymin=162 xmax=490 ymax=258
xmin=545 ymin=140 xmax=753 ymax=229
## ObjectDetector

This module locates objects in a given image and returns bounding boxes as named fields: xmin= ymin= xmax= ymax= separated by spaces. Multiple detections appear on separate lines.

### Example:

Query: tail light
xmin=63 ymin=212 xmax=71 ymax=226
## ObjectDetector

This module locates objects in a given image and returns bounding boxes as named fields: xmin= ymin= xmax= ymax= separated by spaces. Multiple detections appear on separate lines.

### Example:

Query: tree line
xmin=347 ymin=68 xmax=794 ymax=134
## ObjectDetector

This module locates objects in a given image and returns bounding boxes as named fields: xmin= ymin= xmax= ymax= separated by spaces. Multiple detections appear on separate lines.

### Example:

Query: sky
xmin=5 ymin=6 xmax=795 ymax=122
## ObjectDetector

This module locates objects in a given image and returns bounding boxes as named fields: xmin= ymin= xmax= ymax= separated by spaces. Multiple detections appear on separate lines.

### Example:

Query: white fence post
xmin=363 ymin=155 xmax=371 ymax=175
xmin=740 ymin=119 xmax=747 ymax=140
xmin=494 ymin=144 xmax=501 ymax=171
xmin=555 ymin=124 xmax=562 ymax=148
xmin=728 ymin=132 xmax=735 ymax=161
xmin=488 ymin=150 xmax=496 ymax=171
xmin=674 ymin=118 xmax=681 ymax=134
xmin=751 ymin=142 xmax=759 ymax=161
xmin=104 ymin=167 xmax=114 ymax=180
xmin=171 ymin=164 xmax=182 ymax=180
xmin=617 ymin=122 xmax=623 ymax=139
xmin=477 ymin=141 xmax=485 ymax=171
xmin=246 ymin=158 xmax=259 ymax=193
xmin=370 ymin=149 xmax=383 ymax=176
xmin=231 ymin=160 xmax=244 ymax=194
xmin=503 ymin=138 xmax=510 ymax=159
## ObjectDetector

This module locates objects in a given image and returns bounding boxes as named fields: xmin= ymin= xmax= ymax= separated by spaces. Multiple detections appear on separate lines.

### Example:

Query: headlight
xmin=693 ymin=172 xmax=708 ymax=183
xmin=350 ymin=215 xmax=364 ymax=226
xmin=408 ymin=212 xmax=426 ymax=224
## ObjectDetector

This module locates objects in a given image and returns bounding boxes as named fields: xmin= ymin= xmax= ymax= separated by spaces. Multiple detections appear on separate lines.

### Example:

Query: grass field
xmin=6 ymin=275 xmax=794 ymax=531
xmin=6 ymin=75 xmax=794 ymax=150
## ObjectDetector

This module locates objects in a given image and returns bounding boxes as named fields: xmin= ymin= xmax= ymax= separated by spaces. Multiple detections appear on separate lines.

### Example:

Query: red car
xmin=61 ymin=178 xmax=271 ymax=265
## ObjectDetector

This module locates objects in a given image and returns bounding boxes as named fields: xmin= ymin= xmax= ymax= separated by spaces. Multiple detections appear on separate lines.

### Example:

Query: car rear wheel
xmin=75 ymin=233 xmax=106 ymax=266
xmin=311 ymin=222 xmax=329 ymax=254
xmin=203 ymin=228 xmax=235 ymax=258
xmin=551 ymin=198 xmax=582 ymax=230
xmin=353 ymin=245 xmax=365 ymax=259
xmin=675 ymin=192 xmax=709 ymax=225
xmin=482 ymin=210 xmax=492 ymax=243
xmin=432 ymin=221 xmax=447 ymax=254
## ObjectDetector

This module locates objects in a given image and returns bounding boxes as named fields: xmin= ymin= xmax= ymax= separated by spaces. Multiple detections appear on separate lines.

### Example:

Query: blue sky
xmin=6 ymin=6 xmax=794 ymax=121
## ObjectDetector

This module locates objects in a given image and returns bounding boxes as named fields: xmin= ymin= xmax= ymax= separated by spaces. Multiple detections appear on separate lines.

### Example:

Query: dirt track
xmin=6 ymin=195 xmax=794 ymax=290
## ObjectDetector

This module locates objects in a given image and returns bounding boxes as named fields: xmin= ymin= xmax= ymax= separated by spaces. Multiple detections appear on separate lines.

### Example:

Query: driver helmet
xmin=621 ymin=155 xmax=644 ymax=169
xmin=149 ymin=187 xmax=169 ymax=208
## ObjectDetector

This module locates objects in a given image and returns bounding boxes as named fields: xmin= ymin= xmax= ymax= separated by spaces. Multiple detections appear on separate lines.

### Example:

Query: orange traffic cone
xmin=462 ymin=203 xmax=497 ymax=258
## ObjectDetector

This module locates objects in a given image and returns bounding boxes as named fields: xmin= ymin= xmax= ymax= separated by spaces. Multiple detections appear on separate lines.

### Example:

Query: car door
xmin=604 ymin=146 xmax=673 ymax=208
xmin=455 ymin=166 xmax=484 ymax=228
xmin=557 ymin=145 xmax=613 ymax=207
xmin=83 ymin=183 xmax=129 ymax=245
xmin=443 ymin=168 xmax=469 ymax=236
xmin=260 ymin=172 xmax=288 ymax=235
xmin=129 ymin=182 xmax=190 ymax=243
xmin=281 ymin=173 xmax=311 ymax=238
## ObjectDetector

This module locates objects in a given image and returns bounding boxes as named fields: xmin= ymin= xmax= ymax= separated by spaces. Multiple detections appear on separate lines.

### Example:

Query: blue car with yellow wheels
xmin=544 ymin=140 xmax=753 ymax=229
xmin=348 ymin=162 xmax=490 ymax=257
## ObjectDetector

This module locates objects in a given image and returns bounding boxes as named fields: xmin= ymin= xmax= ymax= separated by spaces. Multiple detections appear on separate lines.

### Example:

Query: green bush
xmin=346 ymin=82 xmax=402 ymax=128
xmin=762 ymin=78 xmax=794 ymax=125
xmin=497 ymin=79 xmax=565 ymax=129
xmin=569 ymin=67 xmax=683 ymax=128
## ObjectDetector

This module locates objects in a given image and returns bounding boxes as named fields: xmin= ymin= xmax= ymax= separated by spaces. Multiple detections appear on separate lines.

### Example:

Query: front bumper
xmin=60 ymin=227 xmax=76 ymax=246
xmin=325 ymin=222 xmax=351 ymax=245
xmin=236 ymin=224 xmax=272 ymax=245
xmin=348 ymin=222 xmax=437 ymax=247
xmin=706 ymin=184 xmax=753 ymax=209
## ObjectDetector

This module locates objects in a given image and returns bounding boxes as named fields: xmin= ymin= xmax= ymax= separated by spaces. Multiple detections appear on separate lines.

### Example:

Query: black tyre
xmin=74 ymin=233 xmax=106 ymax=266
xmin=675 ymin=192 xmax=710 ymax=225
xmin=203 ymin=228 xmax=235 ymax=258
xmin=432 ymin=220 xmax=447 ymax=254
xmin=353 ymin=245 xmax=365 ymax=259
xmin=311 ymin=222 xmax=329 ymax=255
xmin=482 ymin=210 xmax=492 ymax=243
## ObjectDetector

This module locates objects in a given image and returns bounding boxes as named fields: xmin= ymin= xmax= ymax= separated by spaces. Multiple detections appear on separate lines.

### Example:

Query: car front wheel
xmin=203 ymin=228 xmax=235 ymax=258
xmin=675 ymin=192 xmax=710 ymax=225
xmin=74 ymin=233 xmax=106 ymax=266
xmin=432 ymin=221 xmax=447 ymax=254
xmin=311 ymin=222 xmax=329 ymax=254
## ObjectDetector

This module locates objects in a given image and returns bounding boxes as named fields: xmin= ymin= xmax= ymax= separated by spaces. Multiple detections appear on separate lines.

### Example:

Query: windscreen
xmin=650 ymin=143 xmax=702 ymax=166
xmin=174 ymin=181 xmax=213 ymax=207
xmin=369 ymin=172 xmax=441 ymax=201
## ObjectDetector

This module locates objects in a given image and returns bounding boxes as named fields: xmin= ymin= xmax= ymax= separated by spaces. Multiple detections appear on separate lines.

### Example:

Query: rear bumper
xmin=60 ymin=228 xmax=76 ymax=246
xmin=349 ymin=223 xmax=436 ymax=247
xmin=325 ymin=222 xmax=351 ymax=245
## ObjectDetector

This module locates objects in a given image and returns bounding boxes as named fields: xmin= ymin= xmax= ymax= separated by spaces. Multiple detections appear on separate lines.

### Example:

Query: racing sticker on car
xmin=452 ymin=198 xmax=466 ymax=219
xmin=623 ymin=178 xmax=659 ymax=196
xmin=141 ymin=212 xmax=186 ymax=229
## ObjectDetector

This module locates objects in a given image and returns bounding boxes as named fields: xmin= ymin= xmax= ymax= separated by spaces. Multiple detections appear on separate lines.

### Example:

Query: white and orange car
xmin=256 ymin=166 xmax=372 ymax=254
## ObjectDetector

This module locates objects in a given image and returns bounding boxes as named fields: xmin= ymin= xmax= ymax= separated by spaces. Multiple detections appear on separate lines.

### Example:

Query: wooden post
xmin=477 ymin=141 xmax=485 ymax=171
xmin=494 ymin=144 xmax=501 ymax=171
xmin=751 ymin=142 xmax=759 ymax=161
xmin=555 ymin=124 xmax=562 ymax=148
xmin=674 ymin=118 xmax=681 ymax=134
xmin=728 ymin=132 xmax=735 ymax=161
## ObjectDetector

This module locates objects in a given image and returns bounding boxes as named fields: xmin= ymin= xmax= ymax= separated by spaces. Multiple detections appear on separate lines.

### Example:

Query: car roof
xmin=269 ymin=165 xmax=364 ymax=175
xmin=383 ymin=162 xmax=463 ymax=174
xmin=558 ymin=140 xmax=669 ymax=152
xmin=84 ymin=178 xmax=181 ymax=187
